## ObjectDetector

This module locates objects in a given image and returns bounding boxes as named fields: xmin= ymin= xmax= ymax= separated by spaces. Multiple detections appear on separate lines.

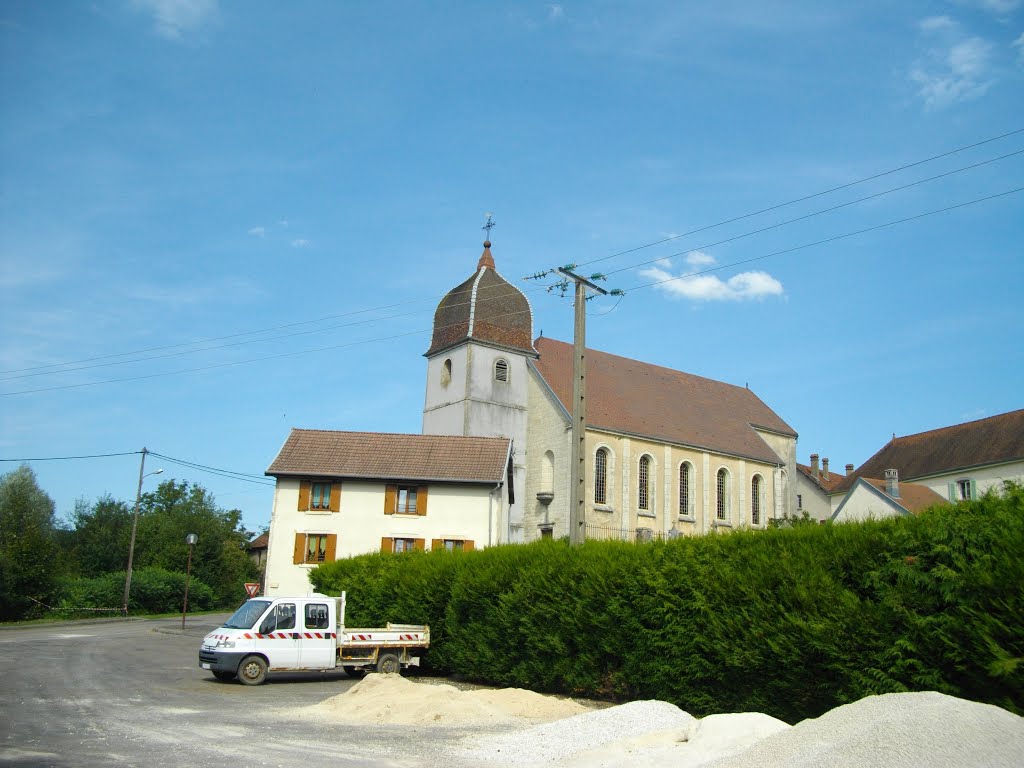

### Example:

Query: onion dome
xmin=426 ymin=241 xmax=536 ymax=357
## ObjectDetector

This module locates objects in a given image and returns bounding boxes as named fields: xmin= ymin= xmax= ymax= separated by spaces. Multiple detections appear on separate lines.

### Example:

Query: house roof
xmin=248 ymin=533 xmax=269 ymax=550
xmin=834 ymin=409 xmax=1024 ymax=493
xmin=831 ymin=476 xmax=948 ymax=520
xmin=266 ymin=429 xmax=511 ymax=484
xmin=531 ymin=337 xmax=796 ymax=464
xmin=797 ymin=463 xmax=848 ymax=492
xmin=425 ymin=241 xmax=537 ymax=358
xmin=859 ymin=478 xmax=948 ymax=513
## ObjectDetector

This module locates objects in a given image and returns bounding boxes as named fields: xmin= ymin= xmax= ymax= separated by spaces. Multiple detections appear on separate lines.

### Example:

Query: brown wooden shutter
xmin=413 ymin=538 xmax=425 ymax=551
xmin=329 ymin=482 xmax=341 ymax=512
xmin=298 ymin=481 xmax=311 ymax=511
xmin=380 ymin=536 xmax=394 ymax=553
xmin=324 ymin=534 xmax=337 ymax=561
xmin=417 ymin=486 xmax=428 ymax=516
xmin=384 ymin=485 xmax=397 ymax=515
xmin=431 ymin=538 xmax=442 ymax=551
xmin=293 ymin=533 xmax=306 ymax=564
xmin=463 ymin=540 xmax=474 ymax=552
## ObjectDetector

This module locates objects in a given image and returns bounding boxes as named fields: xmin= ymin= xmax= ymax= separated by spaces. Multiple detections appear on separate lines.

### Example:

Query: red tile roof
xmin=532 ymin=337 xmax=796 ymax=464
xmin=858 ymin=478 xmax=949 ymax=514
xmin=266 ymin=429 xmax=511 ymax=484
xmin=797 ymin=463 xmax=848 ymax=492
xmin=834 ymin=409 xmax=1024 ymax=493
xmin=248 ymin=533 xmax=269 ymax=550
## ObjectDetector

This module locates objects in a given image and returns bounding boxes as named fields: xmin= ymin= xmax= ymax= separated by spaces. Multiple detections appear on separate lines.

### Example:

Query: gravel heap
xmin=704 ymin=691 xmax=1024 ymax=768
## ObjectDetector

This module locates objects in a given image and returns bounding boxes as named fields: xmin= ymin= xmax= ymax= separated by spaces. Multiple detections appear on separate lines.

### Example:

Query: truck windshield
xmin=223 ymin=600 xmax=272 ymax=629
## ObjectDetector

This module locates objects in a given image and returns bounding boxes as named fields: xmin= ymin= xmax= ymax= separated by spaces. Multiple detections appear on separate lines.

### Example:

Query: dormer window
xmin=494 ymin=359 xmax=509 ymax=382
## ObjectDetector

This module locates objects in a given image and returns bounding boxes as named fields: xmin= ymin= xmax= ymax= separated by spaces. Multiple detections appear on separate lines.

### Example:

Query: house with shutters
xmin=828 ymin=409 xmax=1024 ymax=513
xmin=262 ymin=429 xmax=512 ymax=596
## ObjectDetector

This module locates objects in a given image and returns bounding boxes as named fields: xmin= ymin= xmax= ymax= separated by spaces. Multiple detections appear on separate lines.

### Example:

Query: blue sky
xmin=1 ymin=1 xmax=1022 ymax=533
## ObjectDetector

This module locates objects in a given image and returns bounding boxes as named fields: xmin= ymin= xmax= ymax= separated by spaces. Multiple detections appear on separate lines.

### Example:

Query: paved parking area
xmin=0 ymin=615 xmax=476 ymax=767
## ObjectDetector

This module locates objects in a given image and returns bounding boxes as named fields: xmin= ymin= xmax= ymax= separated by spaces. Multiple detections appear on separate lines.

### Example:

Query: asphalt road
xmin=0 ymin=615 xmax=475 ymax=768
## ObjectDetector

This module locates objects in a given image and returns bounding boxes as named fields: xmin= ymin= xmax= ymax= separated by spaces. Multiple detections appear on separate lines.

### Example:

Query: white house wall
xmin=264 ymin=477 xmax=497 ymax=597
xmin=831 ymin=482 xmax=905 ymax=523
xmin=794 ymin=474 xmax=832 ymax=523
xmin=913 ymin=460 xmax=1024 ymax=501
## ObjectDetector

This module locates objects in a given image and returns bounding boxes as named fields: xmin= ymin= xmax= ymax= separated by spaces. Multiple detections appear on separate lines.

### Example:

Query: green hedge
xmin=311 ymin=483 xmax=1023 ymax=723
xmin=58 ymin=567 xmax=215 ymax=617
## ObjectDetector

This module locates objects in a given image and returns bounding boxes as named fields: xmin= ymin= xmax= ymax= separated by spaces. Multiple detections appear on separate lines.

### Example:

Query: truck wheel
xmin=238 ymin=655 xmax=268 ymax=685
xmin=212 ymin=670 xmax=236 ymax=681
xmin=376 ymin=653 xmax=401 ymax=674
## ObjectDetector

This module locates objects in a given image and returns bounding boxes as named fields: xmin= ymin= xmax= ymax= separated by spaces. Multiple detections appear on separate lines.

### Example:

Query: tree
xmin=131 ymin=479 xmax=258 ymax=606
xmin=67 ymin=495 xmax=133 ymax=577
xmin=0 ymin=465 xmax=62 ymax=620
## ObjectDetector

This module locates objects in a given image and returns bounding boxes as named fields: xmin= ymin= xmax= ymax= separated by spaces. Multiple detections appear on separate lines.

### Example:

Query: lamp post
xmin=182 ymin=533 xmax=198 ymax=630
xmin=121 ymin=447 xmax=164 ymax=616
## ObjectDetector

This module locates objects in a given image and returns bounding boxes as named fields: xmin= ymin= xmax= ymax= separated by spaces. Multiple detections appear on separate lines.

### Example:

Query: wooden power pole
xmin=557 ymin=268 xmax=607 ymax=545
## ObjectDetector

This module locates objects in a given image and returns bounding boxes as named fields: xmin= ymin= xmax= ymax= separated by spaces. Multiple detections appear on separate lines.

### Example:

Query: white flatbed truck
xmin=198 ymin=592 xmax=429 ymax=685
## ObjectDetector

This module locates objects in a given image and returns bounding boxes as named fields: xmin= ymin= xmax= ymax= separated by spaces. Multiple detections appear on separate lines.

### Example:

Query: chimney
xmin=822 ymin=458 xmax=830 ymax=479
xmin=846 ymin=463 xmax=855 ymax=476
xmin=885 ymin=468 xmax=900 ymax=499
xmin=810 ymin=454 xmax=820 ymax=480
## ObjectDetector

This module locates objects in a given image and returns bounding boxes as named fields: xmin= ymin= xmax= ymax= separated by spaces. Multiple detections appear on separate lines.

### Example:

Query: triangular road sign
xmin=244 ymin=582 xmax=260 ymax=598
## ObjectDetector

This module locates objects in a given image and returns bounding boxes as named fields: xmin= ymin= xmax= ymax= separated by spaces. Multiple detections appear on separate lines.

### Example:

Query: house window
xmin=495 ymin=359 xmax=509 ymax=382
xmin=298 ymin=480 xmax=340 ymax=512
xmin=310 ymin=482 xmax=331 ymax=510
xmin=397 ymin=487 xmax=417 ymax=514
xmin=385 ymin=484 xmax=428 ymax=516
xmin=435 ymin=538 xmax=474 ymax=552
xmin=305 ymin=534 xmax=330 ymax=563
xmin=638 ymin=455 xmax=651 ymax=511
xmin=678 ymin=462 xmax=692 ymax=517
xmin=381 ymin=536 xmax=425 ymax=553
xmin=956 ymin=479 xmax=975 ymax=500
xmin=751 ymin=475 xmax=762 ymax=525
xmin=595 ymin=448 xmax=608 ymax=504
xmin=716 ymin=468 xmax=730 ymax=521
xmin=393 ymin=538 xmax=416 ymax=553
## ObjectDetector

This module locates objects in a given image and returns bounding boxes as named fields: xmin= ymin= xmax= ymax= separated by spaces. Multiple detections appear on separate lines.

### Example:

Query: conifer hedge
xmin=311 ymin=483 xmax=1023 ymax=723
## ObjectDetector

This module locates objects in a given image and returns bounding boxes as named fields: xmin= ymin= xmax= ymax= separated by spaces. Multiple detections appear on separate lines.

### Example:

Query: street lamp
xmin=182 ymin=533 xmax=198 ymax=630
xmin=121 ymin=447 xmax=164 ymax=616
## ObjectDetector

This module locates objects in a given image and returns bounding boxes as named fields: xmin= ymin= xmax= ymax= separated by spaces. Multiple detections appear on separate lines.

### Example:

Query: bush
xmin=311 ymin=483 xmax=1024 ymax=723
xmin=58 ymin=567 xmax=215 ymax=617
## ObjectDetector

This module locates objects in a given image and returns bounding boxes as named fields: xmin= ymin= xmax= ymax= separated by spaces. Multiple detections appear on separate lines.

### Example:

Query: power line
xmin=4 ymin=127 xmax=1020 ymax=379
xmin=627 ymin=186 xmax=1024 ymax=292
xmin=0 ymin=451 xmax=141 ymax=462
xmin=2 ymin=185 xmax=1019 ymax=397
xmin=146 ymin=452 xmax=276 ymax=487
xmin=575 ymin=126 xmax=1024 ymax=269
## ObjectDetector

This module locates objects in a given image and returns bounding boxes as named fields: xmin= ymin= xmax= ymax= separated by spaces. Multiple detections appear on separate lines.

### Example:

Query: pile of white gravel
xmin=462 ymin=690 xmax=1024 ymax=767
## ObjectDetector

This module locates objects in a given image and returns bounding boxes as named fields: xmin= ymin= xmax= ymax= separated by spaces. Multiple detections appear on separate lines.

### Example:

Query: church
xmin=262 ymin=239 xmax=797 ymax=593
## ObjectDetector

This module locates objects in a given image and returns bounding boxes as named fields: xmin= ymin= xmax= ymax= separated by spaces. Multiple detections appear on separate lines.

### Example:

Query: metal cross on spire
xmin=482 ymin=212 xmax=496 ymax=239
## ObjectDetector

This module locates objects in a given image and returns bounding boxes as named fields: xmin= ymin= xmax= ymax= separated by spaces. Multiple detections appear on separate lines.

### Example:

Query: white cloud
xmin=548 ymin=4 xmax=565 ymax=20
xmin=291 ymin=239 xmax=310 ymax=248
xmin=130 ymin=0 xmax=218 ymax=40
xmin=955 ymin=0 xmax=1022 ymax=14
xmin=639 ymin=253 xmax=783 ymax=302
xmin=1014 ymin=32 xmax=1024 ymax=63
xmin=919 ymin=16 xmax=956 ymax=32
xmin=910 ymin=20 xmax=995 ymax=109
xmin=247 ymin=226 xmax=265 ymax=238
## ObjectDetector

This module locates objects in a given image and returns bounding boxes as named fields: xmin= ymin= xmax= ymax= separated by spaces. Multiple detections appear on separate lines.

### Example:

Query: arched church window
xmin=441 ymin=358 xmax=452 ymax=387
xmin=494 ymin=359 xmax=509 ymax=382
xmin=678 ymin=462 xmax=693 ymax=517
xmin=638 ymin=455 xmax=652 ymax=511
xmin=594 ymin=448 xmax=608 ymax=504
xmin=542 ymin=450 xmax=554 ymax=493
xmin=716 ymin=468 xmax=730 ymax=521
xmin=751 ymin=475 xmax=763 ymax=525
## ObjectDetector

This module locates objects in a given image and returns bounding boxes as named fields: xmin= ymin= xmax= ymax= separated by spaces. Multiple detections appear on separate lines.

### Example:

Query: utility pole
xmin=557 ymin=268 xmax=607 ymax=545
xmin=122 ymin=448 xmax=162 ymax=616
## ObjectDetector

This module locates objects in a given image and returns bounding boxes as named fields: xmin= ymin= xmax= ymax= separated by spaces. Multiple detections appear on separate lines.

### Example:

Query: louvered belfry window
xmin=495 ymin=359 xmax=509 ymax=382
